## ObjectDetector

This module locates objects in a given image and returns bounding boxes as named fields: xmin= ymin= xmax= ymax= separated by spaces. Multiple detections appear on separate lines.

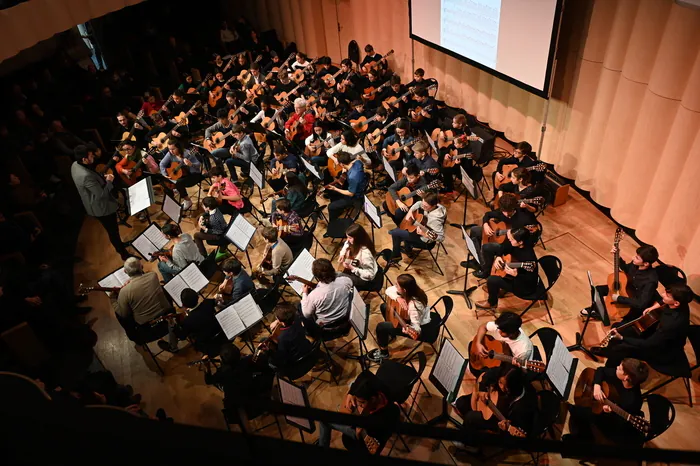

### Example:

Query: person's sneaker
xmin=215 ymin=250 xmax=232 ymax=262
xmin=473 ymin=270 xmax=489 ymax=279
xmin=580 ymin=308 xmax=601 ymax=320
xmin=157 ymin=340 xmax=178 ymax=354
xmin=367 ymin=348 xmax=389 ymax=362
xmin=475 ymin=300 xmax=495 ymax=310
xmin=182 ymin=199 xmax=193 ymax=211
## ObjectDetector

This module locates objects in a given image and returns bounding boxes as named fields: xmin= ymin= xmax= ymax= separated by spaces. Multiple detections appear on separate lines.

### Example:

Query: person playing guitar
xmin=438 ymin=132 xmax=480 ymax=196
xmin=267 ymin=143 xmax=300 ymax=192
xmin=304 ymin=121 xmax=335 ymax=167
xmin=269 ymin=199 xmax=303 ymax=247
xmin=284 ymin=97 xmax=315 ymax=144
xmin=336 ymin=223 xmax=378 ymax=291
xmin=382 ymin=164 xmax=429 ymax=226
xmin=367 ymin=274 xmax=431 ymax=362
xmin=319 ymin=370 xmax=400 ymax=455
xmin=491 ymin=167 xmax=544 ymax=212
xmin=407 ymin=87 xmax=437 ymax=133
xmin=158 ymin=139 xmax=202 ymax=211
xmin=468 ymin=312 xmax=535 ymax=377
xmin=207 ymin=167 xmax=244 ymax=216
xmin=402 ymin=140 xmax=440 ymax=181
xmin=381 ymin=120 xmax=414 ymax=178
xmin=252 ymin=227 xmax=293 ymax=285
xmin=491 ymin=141 xmax=546 ymax=200
xmin=475 ymin=228 xmax=539 ymax=312
xmin=325 ymin=151 xmax=369 ymax=222
xmin=388 ymin=192 xmax=446 ymax=262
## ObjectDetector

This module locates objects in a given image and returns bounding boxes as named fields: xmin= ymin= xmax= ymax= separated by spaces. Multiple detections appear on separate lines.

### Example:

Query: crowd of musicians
xmin=68 ymin=40 xmax=695 ymax=455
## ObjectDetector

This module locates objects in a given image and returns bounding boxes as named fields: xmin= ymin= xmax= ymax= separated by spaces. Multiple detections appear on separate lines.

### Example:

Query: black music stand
xmin=548 ymin=336 xmax=579 ymax=400
xmin=447 ymin=225 xmax=479 ymax=311
xmin=426 ymin=339 xmax=467 ymax=428
xmin=453 ymin=166 xmax=477 ymax=226
xmin=277 ymin=377 xmax=315 ymax=442
xmin=567 ymin=271 xmax=607 ymax=361
xmin=362 ymin=195 xmax=382 ymax=244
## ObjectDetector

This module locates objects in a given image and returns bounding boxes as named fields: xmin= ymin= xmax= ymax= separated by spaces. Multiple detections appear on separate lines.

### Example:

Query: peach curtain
xmin=0 ymin=0 xmax=143 ymax=64
xmin=237 ymin=0 xmax=700 ymax=281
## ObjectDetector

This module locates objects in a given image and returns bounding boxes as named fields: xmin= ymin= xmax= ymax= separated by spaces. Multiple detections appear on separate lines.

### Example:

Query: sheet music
xmin=460 ymin=166 xmax=477 ymax=199
xmin=285 ymin=248 xmax=315 ymax=296
xmin=234 ymin=293 xmax=263 ymax=328
xmin=463 ymin=226 xmax=480 ymax=264
xmin=180 ymin=263 xmax=209 ymax=292
xmin=132 ymin=234 xmax=160 ymax=261
xmin=98 ymin=267 xmax=129 ymax=295
xmin=114 ymin=267 xmax=130 ymax=285
xmin=383 ymin=155 xmax=396 ymax=182
xmin=162 ymin=194 xmax=182 ymax=224
xmin=127 ymin=177 xmax=153 ymax=215
xmin=163 ymin=275 xmax=188 ymax=307
xmin=249 ymin=161 xmax=265 ymax=189
xmin=432 ymin=339 xmax=465 ymax=397
xmin=225 ymin=214 xmax=256 ymax=250
xmin=278 ymin=378 xmax=312 ymax=430
xmin=143 ymin=224 xmax=169 ymax=249
xmin=349 ymin=287 xmax=367 ymax=340
xmin=363 ymin=195 xmax=382 ymax=229
xmin=547 ymin=337 xmax=575 ymax=397
xmin=424 ymin=129 xmax=439 ymax=154
xmin=215 ymin=305 xmax=246 ymax=340
xmin=301 ymin=157 xmax=321 ymax=180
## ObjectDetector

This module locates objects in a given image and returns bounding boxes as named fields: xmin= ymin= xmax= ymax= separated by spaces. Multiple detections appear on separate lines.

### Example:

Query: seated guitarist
xmin=226 ymin=124 xmax=260 ymax=182
xmin=492 ymin=142 xmax=544 ymax=198
xmin=147 ymin=114 xmax=186 ymax=157
xmin=367 ymin=274 xmax=432 ymax=363
xmin=382 ymin=165 xmax=427 ymax=226
xmin=407 ymin=87 xmax=437 ymax=133
xmin=389 ymin=192 xmax=446 ymax=262
xmin=115 ymin=141 xmax=159 ymax=187
xmin=469 ymin=193 xmax=538 ymax=279
xmin=469 ymin=312 xmax=534 ymax=377
xmin=208 ymin=167 xmax=244 ymax=216
xmin=403 ymin=140 xmax=439 ymax=181
xmin=204 ymin=108 xmax=236 ymax=168
xmin=492 ymin=168 xmax=542 ymax=213
xmin=381 ymin=120 xmax=414 ymax=179
xmin=268 ymin=143 xmax=299 ymax=192
xmin=475 ymin=228 xmax=539 ymax=312
xmin=159 ymin=139 xmax=202 ymax=211
xmin=454 ymin=366 xmax=537 ymax=446
xmin=269 ymin=199 xmax=304 ymax=247
xmin=284 ymin=98 xmax=315 ymax=145
xmin=439 ymin=132 xmax=479 ymax=196
xmin=326 ymin=151 xmax=369 ymax=222
xmin=304 ymin=122 xmax=334 ymax=168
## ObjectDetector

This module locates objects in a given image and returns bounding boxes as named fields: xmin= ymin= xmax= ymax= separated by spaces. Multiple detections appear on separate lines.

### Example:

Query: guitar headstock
xmin=629 ymin=415 xmax=650 ymax=434
xmin=509 ymin=425 xmax=527 ymax=438
xmin=530 ymin=162 xmax=547 ymax=172
xmin=521 ymin=262 xmax=537 ymax=273
xmin=525 ymin=360 xmax=546 ymax=373
xmin=427 ymin=179 xmax=442 ymax=189
xmin=386 ymin=49 xmax=395 ymax=56
xmin=77 ymin=283 xmax=91 ymax=296
xmin=254 ymin=55 xmax=263 ymax=64
xmin=136 ymin=110 xmax=145 ymax=120
xmin=613 ymin=227 xmax=624 ymax=246
xmin=522 ymin=196 xmax=545 ymax=207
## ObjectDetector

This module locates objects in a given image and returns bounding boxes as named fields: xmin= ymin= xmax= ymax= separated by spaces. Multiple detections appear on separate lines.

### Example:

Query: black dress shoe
xmin=473 ymin=270 xmax=489 ymax=279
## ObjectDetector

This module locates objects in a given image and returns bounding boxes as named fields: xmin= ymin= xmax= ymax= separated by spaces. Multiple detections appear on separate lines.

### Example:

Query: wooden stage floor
xmin=74 ymin=140 xmax=700 ymax=464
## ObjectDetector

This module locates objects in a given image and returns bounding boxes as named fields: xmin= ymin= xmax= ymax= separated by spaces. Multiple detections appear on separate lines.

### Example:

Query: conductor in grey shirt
xmin=71 ymin=145 xmax=129 ymax=259
xmin=300 ymin=259 xmax=353 ymax=338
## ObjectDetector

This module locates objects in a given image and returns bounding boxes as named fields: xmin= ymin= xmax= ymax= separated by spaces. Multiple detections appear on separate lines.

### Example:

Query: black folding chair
xmin=401 ymin=296 xmax=454 ymax=363
xmin=361 ymin=249 xmax=395 ymax=304
xmin=404 ymin=240 xmax=447 ymax=276
xmin=644 ymin=394 xmax=676 ymax=442
xmin=516 ymin=255 xmax=561 ymax=325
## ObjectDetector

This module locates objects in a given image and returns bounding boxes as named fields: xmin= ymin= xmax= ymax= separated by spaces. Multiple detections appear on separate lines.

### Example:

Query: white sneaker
xmin=182 ymin=199 xmax=193 ymax=210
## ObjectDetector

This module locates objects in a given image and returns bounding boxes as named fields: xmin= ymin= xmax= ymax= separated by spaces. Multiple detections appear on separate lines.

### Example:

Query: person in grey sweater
xmin=157 ymin=223 xmax=204 ymax=283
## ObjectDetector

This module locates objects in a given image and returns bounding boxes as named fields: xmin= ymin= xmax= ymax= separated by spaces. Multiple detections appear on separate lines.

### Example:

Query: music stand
xmin=452 ymin=166 xmax=477 ymax=226
xmin=215 ymin=293 xmax=264 ymax=352
xmin=548 ymin=336 xmax=579 ymax=400
xmin=126 ymin=177 xmax=155 ymax=223
xmin=427 ymin=339 xmax=467 ymax=428
xmin=224 ymin=214 xmax=257 ymax=269
xmin=567 ymin=271 xmax=607 ymax=361
xmin=447 ymin=226 xmax=478 ymax=311
xmin=161 ymin=194 xmax=182 ymax=224
xmin=130 ymin=222 xmax=170 ymax=262
xmin=277 ymin=377 xmax=315 ymax=442
xmin=248 ymin=162 xmax=267 ymax=216
xmin=335 ymin=288 xmax=372 ymax=371
xmin=362 ymin=195 xmax=382 ymax=244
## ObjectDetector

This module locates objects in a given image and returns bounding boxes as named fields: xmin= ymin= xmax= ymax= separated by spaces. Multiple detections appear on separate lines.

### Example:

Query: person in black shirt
xmin=347 ymin=100 xmax=372 ymax=124
xmin=336 ymin=59 xmax=361 ymax=104
xmin=469 ymin=193 xmax=539 ymax=278
xmin=454 ymin=365 xmax=537 ymax=438
xmin=318 ymin=370 xmax=400 ymax=454
xmin=377 ymin=75 xmax=406 ymax=113
xmin=567 ymin=359 xmax=649 ymax=445
xmin=164 ymin=288 xmax=222 ymax=355
xmin=316 ymin=56 xmax=340 ymax=80
xmin=406 ymin=68 xmax=438 ymax=92
xmin=583 ymin=245 xmax=659 ymax=322
xmin=594 ymin=283 xmax=693 ymax=376
xmin=360 ymin=44 xmax=388 ymax=74
xmin=360 ymin=69 xmax=389 ymax=108
xmin=403 ymin=140 xmax=439 ymax=181
xmin=112 ymin=113 xmax=148 ymax=145
xmin=383 ymin=165 xmax=428 ymax=226
xmin=475 ymin=228 xmax=539 ymax=311
xmin=265 ymin=303 xmax=313 ymax=368
xmin=407 ymin=87 xmax=437 ymax=133
xmin=492 ymin=141 xmax=545 ymax=194
xmin=439 ymin=132 xmax=479 ymax=195
xmin=492 ymin=167 xmax=543 ymax=213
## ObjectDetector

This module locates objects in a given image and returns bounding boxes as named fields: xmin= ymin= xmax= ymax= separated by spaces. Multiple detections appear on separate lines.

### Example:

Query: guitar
xmin=222 ymin=51 xmax=247 ymax=74
xmin=385 ymin=295 xmax=419 ymax=340
xmin=490 ymin=254 xmax=537 ymax=278
xmin=604 ymin=228 xmax=629 ymax=321
xmin=489 ymin=351 xmax=545 ymax=373
xmin=290 ymin=57 xmax=319 ymax=83
xmin=117 ymin=110 xmax=146 ymax=152
xmin=286 ymin=108 xmax=313 ymax=142
xmin=430 ymin=129 xmax=482 ymax=149
xmin=442 ymin=148 xmax=474 ymax=168
xmin=493 ymin=193 xmax=545 ymax=210
xmin=173 ymin=100 xmax=202 ymax=125
xmin=349 ymin=113 xmax=380 ymax=134
xmin=305 ymin=134 xmax=337 ymax=158
xmin=337 ymin=71 xmax=356 ymax=93
xmin=326 ymin=149 xmax=368 ymax=179
xmin=362 ymin=49 xmax=394 ymax=74
xmin=77 ymin=283 xmax=121 ymax=295
xmin=362 ymin=80 xmax=391 ymax=101
xmin=166 ymin=147 xmax=199 ymax=181
xmin=270 ymin=52 xmax=297 ymax=75
xmin=149 ymin=120 xmax=187 ymax=152
xmin=152 ymin=95 xmax=174 ymax=121
xmin=398 ymin=208 xmax=439 ymax=240
xmin=366 ymin=117 xmax=401 ymax=147
xmin=409 ymin=104 xmax=434 ymax=123
xmin=270 ymin=161 xmax=288 ymax=180
xmin=599 ymin=306 xmax=663 ymax=348
xmin=574 ymin=367 xmax=650 ymax=434
xmin=385 ymin=179 xmax=442 ymax=216
xmin=285 ymin=275 xmax=317 ymax=290
xmin=469 ymin=334 xmax=508 ymax=370
xmin=482 ymin=219 xmax=541 ymax=246
xmin=322 ymin=68 xmax=344 ymax=87
xmin=117 ymin=148 xmax=158 ymax=186
xmin=187 ymin=73 xmax=211 ymax=94
xmin=313 ymin=105 xmax=341 ymax=121
xmin=475 ymin=386 xmax=527 ymax=437
xmin=382 ymin=84 xmax=436 ymax=111
xmin=228 ymin=95 xmax=254 ymax=124
xmin=340 ymin=400 xmax=381 ymax=454
xmin=383 ymin=139 xmax=414 ymax=162
xmin=274 ymin=80 xmax=306 ymax=106
xmin=237 ymin=55 xmax=264 ymax=86
xmin=495 ymin=162 xmax=547 ymax=189
xmin=208 ymin=74 xmax=240 ymax=108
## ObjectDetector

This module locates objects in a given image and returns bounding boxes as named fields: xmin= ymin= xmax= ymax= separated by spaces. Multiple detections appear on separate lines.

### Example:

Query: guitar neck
xmin=613 ymin=247 xmax=620 ymax=290
xmin=485 ymin=399 xmax=507 ymax=423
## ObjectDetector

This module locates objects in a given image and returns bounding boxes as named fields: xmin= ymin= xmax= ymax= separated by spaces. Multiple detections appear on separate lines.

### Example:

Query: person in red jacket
xmin=284 ymin=97 xmax=315 ymax=144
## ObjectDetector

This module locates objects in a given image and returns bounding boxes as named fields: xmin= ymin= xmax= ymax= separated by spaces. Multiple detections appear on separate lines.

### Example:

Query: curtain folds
xmin=0 ymin=0 xmax=142 ymax=64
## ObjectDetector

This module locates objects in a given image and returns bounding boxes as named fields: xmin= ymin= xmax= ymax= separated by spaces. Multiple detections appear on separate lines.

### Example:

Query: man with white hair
xmin=111 ymin=257 xmax=179 ymax=352
xmin=284 ymin=97 xmax=315 ymax=144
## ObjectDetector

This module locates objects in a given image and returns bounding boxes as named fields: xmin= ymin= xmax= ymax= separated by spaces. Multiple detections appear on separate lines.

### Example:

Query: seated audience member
xmin=469 ymin=312 xmax=534 ymax=376
xmin=218 ymin=258 xmax=255 ymax=305
xmin=168 ymin=288 xmax=222 ymax=355
xmin=300 ymin=258 xmax=353 ymax=338
xmin=337 ymin=224 xmax=378 ymax=291
xmin=110 ymin=257 xmax=177 ymax=351
xmin=194 ymin=196 xmax=228 ymax=257
xmin=157 ymin=223 xmax=204 ymax=283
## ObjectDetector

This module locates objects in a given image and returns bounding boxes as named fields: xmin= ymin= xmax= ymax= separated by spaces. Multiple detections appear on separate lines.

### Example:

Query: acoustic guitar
xmin=382 ymin=84 xmax=436 ymax=111
xmin=385 ymin=179 xmax=441 ymax=216
xmin=187 ymin=73 xmax=211 ymax=94
xmin=274 ymin=80 xmax=306 ymax=107
xmin=337 ymin=71 xmax=356 ymax=93
xmin=366 ymin=117 xmax=401 ymax=147
xmin=492 ymin=193 xmax=545 ymax=210
xmin=149 ymin=120 xmax=187 ymax=152
xmin=442 ymin=149 xmax=474 ymax=168
xmin=385 ymin=295 xmax=419 ymax=340
xmin=322 ymin=68 xmax=344 ymax=87
xmin=285 ymin=109 xmax=313 ymax=142
xmin=409 ymin=104 xmax=433 ymax=123
xmin=77 ymin=283 xmax=122 ymax=295
xmin=490 ymin=254 xmax=537 ymax=278
xmin=494 ymin=162 xmax=547 ymax=189
xmin=604 ymin=228 xmax=630 ymax=322
xmin=362 ymin=80 xmax=391 ymax=101
xmin=383 ymin=139 xmax=414 ymax=162
xmin=574 ymin=367 xmax=650 ymax=434
xmin=349 ymin=113 xmax=380 ymax=134
xmin=165 ymin=147 xmax=199 ymax=181
xmin=270 ymin=52 xmax=297 ymax=75
xmin=481 ymin=219 xmax=540 ymax=246
xmin=285 ymin=275 xmax=317 ymax=290
xmin=598 ymin=306 xmax=663 ymax=348
xmin=228 ymin=96 xmax=254 ymax=124
xmin=290 ymin=57 xmax=318 ymax=83
xmin=398 ymin=208 xmax=439 ymax=240
xmin=339 ymin=401 xmax=381 ymax=454
xmin=173 ymin=100 xmax=202 ymax=126
xmin=237 ymin=55 xmax=264 ymax=86
xmin=117 ymin=147 xmax=158 ymax=186
xmin=361 ymin=49 xmax=394 ymax=74
xmin=474 ymin=386 xmax=527 ymax=437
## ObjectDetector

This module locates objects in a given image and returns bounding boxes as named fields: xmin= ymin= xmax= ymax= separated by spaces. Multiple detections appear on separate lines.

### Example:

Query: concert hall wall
xmin=230 ymin=0 xmax=700 ymax=284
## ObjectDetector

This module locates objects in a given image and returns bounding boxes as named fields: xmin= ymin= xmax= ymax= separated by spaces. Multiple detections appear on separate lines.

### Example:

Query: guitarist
xmin=383 ymin=165 xmax=428 ymax=226
xmin=319 ymin=370 xmax=399 ymax=455
xmin=300 ymin=258 xmax=353 ymax=338
xmin=581 ymin=245 xmax=659 ymax=322
xmin=475 ymin=228 xmax=539 ymax=312
xmin=114 ymin=141 xmax=159 ymax=187
xmin=204 ymin=108 xmax=236 ymax=165
xmin=112 ymin=113 xmax=147 ymax=145
xmin=567 ymin=359 xmax=649 ymax=445
xmin=326 ymin=151 xmax=369 ymax=222
xmin=267 ymin=143 xmax=299 ymax=192
xmin=406 ymin=68 xmax=439 ymax=92
xmin=407 ymin=87 xmax=437 ymax=133
xmin=492 ymin=142 xmax=544 ymax=196
xmin=156 ymin=223 xmax=204 ymax=283
xmin=304 ymin=122 xmax=334 ymax=167
xmin=226 ymin=124 xmax=260 ymax=182
xmin=389 ymin=192 xmax=446 ymax=262
xmin=469 ymin=193 xmax=538 ymax=279
xmin=367 ymin=274 xmax=432 ymax=362
xmin=147 ymin=114 xmax=186 ymax=155
xmin=492 ymin=168 xmax=542 ymax=212
xmin=403 ymin=140 xmax=440 ymax=181
xmin=165 ymin=90 xmax=201 ymax=130
xmin=454 ymin=367 xmax=537 ymax=442
xmin=469 ymin=312 xmax=534 ymax=377
xmin=361 ymin=44 xmax=389 ymax=74
xmin=439 ymin=132 xmax=479 ymax=196
xmin=158 ymin=139 xmax=202 ymax=211
xmin=377 ymin=75 xmax=406 ymax=112
xmin=284 ymin=98 xmax=315 ymax=144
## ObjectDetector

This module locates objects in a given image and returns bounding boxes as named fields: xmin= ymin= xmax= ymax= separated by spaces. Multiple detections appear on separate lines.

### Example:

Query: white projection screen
xmin=409 ymin=0 xmax=562 ymax=98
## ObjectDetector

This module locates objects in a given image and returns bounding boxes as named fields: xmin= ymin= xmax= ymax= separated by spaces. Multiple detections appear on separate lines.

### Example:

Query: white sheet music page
xmin=432 ymin=339 xmax=465 ymax=396
xmin=215 ymin=304 xmax=246 ymax=340
xmin=163 ymin=275 xmax=188 ymax=307
xmin=234 ymin=293 xmax=263 ymax=328
xmin=132 ymin=234 xmax=160 ymax=261
xmin=547 ymin=337 xmax=574 ymax=397
xmin=143 ymin=224 xmax=170 ymax=250
xmin=127 ymin=177 xmax=153 ymax=215
xmin=180 ymin=263 xmax=209 ymax=292
xmin=463 ymin=226 xmax=480 ymax=264
xmin=114 ymin=268 xmax=130 ymax=285
xmin=301 ymin=157 xmax=321 ymax=180
xmin=285 ymin=248 xmax=315 ymax=296
xmin=98 ymin=267 xmax=128 ymax=294
xmin=460 ymin=166 xmax=476 ymax=199
xmin=278 ymin=378 xmax=311 ymax=430
xmin=162 ymin=194 xmax=182 ymax=224
xmin=363 ymin=195 xmax=381 ymax=229
xmin=382 ymin=155 xmax=396 ymax=182
xmin=249 ymin=162 xmax=265 ymax=189
xmin=349 ymin=287 xmax=367 ymax=339
xmin=225 ymin=214 xmax=256 ymax=250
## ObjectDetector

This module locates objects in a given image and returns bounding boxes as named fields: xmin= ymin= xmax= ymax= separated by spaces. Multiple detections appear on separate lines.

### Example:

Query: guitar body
xmin=260 ymin=116 xmax=276 ymax=132
xmin=117 ymin=158 xmax=142 ymax=186
xmin=574 ymin=368 xmax=609 ymax=414
xmin=291 ymin=68 xmax=305 ymax=83
xmin=322 ymin=74 xmax=337 ymax=87
xmin=491 ymin=254 xmax=513 ymax=278
xmin=173 ymin=112 xmax=189 ymax=125
xmin=385 ymin=296 xmax=418 ymax=340
xmin=305 ymin=142 xmax=323 ymax=158
xmin=385 ymin=185 xmax=420 ymax=216
xmin=205 ymin=132 xmax=227 ymax=152
xmin=228 ymin=108 xmax=242 ymax=124
xmin=495 ymin=164 xmax=519 ymax=189
xmin=398 ymin=211 xmax=420 ymax=233
xmin=271 ymin=161 xmax=285 ymax=180
xmin=482 ymin=219 xmax=509 ymax=246
xmin=384 ymin=142 xmax=403 ymax=162
xmin=382 ymin=96 xmax=399 ymax=111
xmin=150 ymin=133 xmax=169 ymax=151
xmin=604 ymin=272 xmax=630 ymax=322
xmin=474 ymin=389 xmax=499 ymax=421
xmin=410 ymin=106 xmax=427 ymax=123
xmin=208 ymin=86 xmax=223 ymax=108
xmin=350 ymin=116 xmax=369 ymax=133
xmin=327 ymin=157 xmax=343 ymax=178
xmin=166 ymin=161 xmax=188 ymax=181
xmin=469 ymin=334 xmax=509 ymax=371
xmin=363 ymin=86 xmax=377 ymax=100
xmin=95 ymin=164 xmax=114 ymax=177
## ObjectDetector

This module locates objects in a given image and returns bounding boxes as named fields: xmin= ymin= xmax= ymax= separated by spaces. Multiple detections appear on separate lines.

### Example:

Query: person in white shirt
xmin=326 ymin=130 xmax=371 ymax=167
xmin=300 ymin=258 xmax=353 ymax=338
xmin=219 ymin=21 xmax=239 ymax=53
xmin=388 ymin=192 xmax=446 ymax=261
xmin=337 ymin=224 xmax=378 ymax=291
xmin=470 ymin=312 xmax=534 ymax=376
xmin=368 ymin=274 xmax=432 ymax=362
xmin=291 ymin=52 xmax=311 ymax=71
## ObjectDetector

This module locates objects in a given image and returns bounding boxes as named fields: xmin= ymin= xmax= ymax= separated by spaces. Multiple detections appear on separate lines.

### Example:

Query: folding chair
xmin=516 ymin=255 xmax=561 ymax=325
xmin=404 ymin=240 xmax=447 ymax=276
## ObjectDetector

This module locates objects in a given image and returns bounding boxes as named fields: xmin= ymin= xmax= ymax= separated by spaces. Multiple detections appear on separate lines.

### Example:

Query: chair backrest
xmin=644 ymin=394 xmax=676 ymax=442
xmin=655 ymin=262 xmax=687 ymax=288
xmin=532 ymin=390 xmax=561 ymax=437
xmin=529 ymin=327 xmax=563 ymax=365
xmin=305 ymin=211 xmax=320 ymax=235
xmin=412 ymin=351 xmax=427 ymax=386
xmin=251 ymin=282 xmax=282 ymax=316
xmin=430 ymin=295 xmax=454 ymax=327
xmin=199 ymin=252 xmax=219 ymax=280
xmin=277 ymin=339 xmax=322 ymax=381
xmin=688 ymin=325 xmax=700 ymax=369
xmin=538 ymin=255 xmax=562 ymax=290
